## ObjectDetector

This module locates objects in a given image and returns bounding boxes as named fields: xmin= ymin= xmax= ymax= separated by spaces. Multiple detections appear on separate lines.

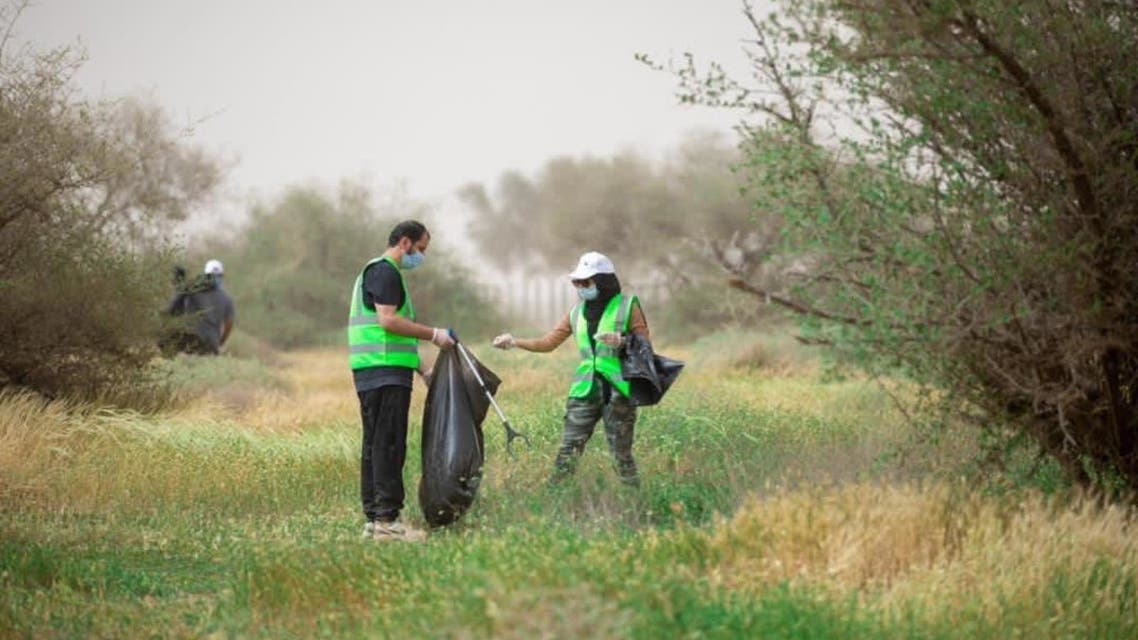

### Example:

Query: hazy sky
xmin=17 ymin=0 xmax=755 ymax=233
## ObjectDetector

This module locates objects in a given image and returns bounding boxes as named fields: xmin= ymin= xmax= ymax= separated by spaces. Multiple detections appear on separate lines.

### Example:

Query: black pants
xmin=359 ymin=385 xmax=412 ymax=522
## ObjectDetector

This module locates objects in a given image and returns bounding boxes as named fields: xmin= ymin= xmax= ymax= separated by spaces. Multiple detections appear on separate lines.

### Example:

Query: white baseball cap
xmin=567 ymin=251 xmax=615 ymax=280
xmin=204 ymin=259 xmax=224 ymax=275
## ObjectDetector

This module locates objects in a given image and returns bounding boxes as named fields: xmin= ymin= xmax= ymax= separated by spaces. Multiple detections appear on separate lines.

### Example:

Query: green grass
xmin=0 ymin=514 xmax=900 ymax=638
xmin=2 ymin=344 xmax=1135 ymax=638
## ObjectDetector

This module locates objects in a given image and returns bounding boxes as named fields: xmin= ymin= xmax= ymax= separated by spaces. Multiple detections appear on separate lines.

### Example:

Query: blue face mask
xmin=401 ymin=251 xmax=424 ymax=270
xmin=578 ymin=285 xmax=599 ymax=301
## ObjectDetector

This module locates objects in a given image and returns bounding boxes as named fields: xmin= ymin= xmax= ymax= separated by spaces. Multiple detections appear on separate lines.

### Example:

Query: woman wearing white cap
xmin=492 ymin=251 xmax=649 ymax=487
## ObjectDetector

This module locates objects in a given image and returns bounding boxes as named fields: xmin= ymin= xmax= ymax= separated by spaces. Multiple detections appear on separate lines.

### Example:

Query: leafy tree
xmin=196 ymin=182 xmax=504 ymax=349
xmin=0 ymin=1 xmax=223 ymax=400
xmin=656 ymin=0 xmax=1138 ymax=491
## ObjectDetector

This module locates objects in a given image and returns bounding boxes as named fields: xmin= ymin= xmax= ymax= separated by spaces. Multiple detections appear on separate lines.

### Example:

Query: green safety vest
xmin=347 ymin=256 xmax=419 ymax=370
xmin=567 ymin=294 xmax=638 ymax=399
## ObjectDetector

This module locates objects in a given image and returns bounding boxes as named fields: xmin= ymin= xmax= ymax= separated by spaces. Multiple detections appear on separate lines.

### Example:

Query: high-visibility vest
xmin=567 ymin=294 xmax=637 ymax=398
xmin=347 ymin=256 xmax=419 ymax=370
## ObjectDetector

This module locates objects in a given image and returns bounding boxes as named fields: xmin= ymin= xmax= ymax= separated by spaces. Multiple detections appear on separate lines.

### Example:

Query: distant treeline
xmin=188 ymin=131 xmax=783 ymax=348
xmin=189 ymin=185 xmax=506 ymax=349
xmin=459 ymin=130 xmax=786 ymax=339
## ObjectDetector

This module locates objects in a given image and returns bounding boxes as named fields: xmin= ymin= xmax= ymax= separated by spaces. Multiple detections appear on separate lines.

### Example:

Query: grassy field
xmin=2 ymin=331 xmax=1136 ymax=638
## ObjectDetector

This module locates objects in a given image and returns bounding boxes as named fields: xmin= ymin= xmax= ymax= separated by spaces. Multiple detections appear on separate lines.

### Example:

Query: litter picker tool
xmin=454 ymin=340 xmax=530 ymax=459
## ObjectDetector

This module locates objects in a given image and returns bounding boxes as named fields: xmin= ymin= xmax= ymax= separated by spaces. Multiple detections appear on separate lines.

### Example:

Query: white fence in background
xmin=473 ymin=273 xmax=671 ymax=330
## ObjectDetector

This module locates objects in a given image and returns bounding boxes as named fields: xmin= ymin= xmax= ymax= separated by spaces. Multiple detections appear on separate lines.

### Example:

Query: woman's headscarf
xmin=583 ymin=272 xmax=622 ymax=341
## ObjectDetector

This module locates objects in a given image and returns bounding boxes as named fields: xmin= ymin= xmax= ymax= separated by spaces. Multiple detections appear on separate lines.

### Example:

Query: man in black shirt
xmin=348 ymin=220 xmax=454 ymax=542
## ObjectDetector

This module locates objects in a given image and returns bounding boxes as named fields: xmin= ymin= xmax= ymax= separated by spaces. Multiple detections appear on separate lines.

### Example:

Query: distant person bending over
xmin=492 ymin=251 xmax=649 ymax=487
xmin=348 ymin=220 xmax=455 ymax=543
xmin=179 ymin=259 xmax=235 ymax=355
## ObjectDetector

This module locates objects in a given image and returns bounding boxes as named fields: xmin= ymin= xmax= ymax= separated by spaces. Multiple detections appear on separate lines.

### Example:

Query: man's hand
xmin=418 ymin=366 xmax=434 ymax=385
xmin=594 ymin=332 xmax=623 ymax=348
xmin=492 ymin=333 xmax=516 ymax=350
xmin=431 ymin=327 xmax=456 ymax=349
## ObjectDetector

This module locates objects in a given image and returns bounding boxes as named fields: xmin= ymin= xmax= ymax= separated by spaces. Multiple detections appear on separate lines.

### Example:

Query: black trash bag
xmin=418 ymin=345 xmax=501 ymax=528
xmin=620 ymin=333 xmax=685 ymax=407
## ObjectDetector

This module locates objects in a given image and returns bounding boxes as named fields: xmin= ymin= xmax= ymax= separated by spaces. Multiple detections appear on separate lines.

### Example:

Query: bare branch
xmin=0 ymin=0 xmax=31 ymax=65
xmin=728 ymin=276 xmax=871 ymax=326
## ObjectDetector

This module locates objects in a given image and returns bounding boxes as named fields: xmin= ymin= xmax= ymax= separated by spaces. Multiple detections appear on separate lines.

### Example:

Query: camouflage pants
xmin=552 ymin=384 xmax=639 ymax=486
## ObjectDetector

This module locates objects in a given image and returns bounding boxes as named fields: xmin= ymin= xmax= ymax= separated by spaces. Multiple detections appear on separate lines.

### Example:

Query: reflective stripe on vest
xmin=567 ymin=294 xmax=637 ymax=399
xmin=347 ymin=256 xmax=419 ymax=370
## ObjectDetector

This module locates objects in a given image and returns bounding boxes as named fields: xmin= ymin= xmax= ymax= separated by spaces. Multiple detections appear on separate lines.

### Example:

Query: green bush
xmin=0 ymin=19 xmax=222 ymax=404
xmin=664 ymin=0 xmax=1138 ymax=493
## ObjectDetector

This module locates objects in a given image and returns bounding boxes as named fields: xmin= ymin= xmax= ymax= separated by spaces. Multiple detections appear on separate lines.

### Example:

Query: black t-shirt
xmin=353 ymin=259 xmax=414 ymax=392
xmin=362 ymin=259 xmax=405 ymax=311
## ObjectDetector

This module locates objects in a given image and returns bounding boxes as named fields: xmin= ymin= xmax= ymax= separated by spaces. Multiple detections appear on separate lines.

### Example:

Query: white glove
xmin=594 ymin=332 xmax=623 ymax=348
xmin=431 ymin=327 xmax=455 ymax=348
xmin=492 ymin=333 xmax=516 ymax=350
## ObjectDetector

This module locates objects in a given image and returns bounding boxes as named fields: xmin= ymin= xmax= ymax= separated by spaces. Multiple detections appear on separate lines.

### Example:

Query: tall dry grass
xmin=0 ymin=391 xmax=354 ymax=517
xmin=706 ymin=482 xmax=1138 ymax=632
xmin=0 ymin=391 xmax=188 ymax=511
xmin=179 ymin=349 xmax=362 ymax=433
xmin=0 ymin=391 xmax=79 ymax=505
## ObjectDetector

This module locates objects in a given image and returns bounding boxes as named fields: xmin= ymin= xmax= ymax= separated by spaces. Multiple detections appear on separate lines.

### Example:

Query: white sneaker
xmin=362 ymin=521 xmax=375 ymax=539
xmin=372 ymin=520 xmax=427 ymax=543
